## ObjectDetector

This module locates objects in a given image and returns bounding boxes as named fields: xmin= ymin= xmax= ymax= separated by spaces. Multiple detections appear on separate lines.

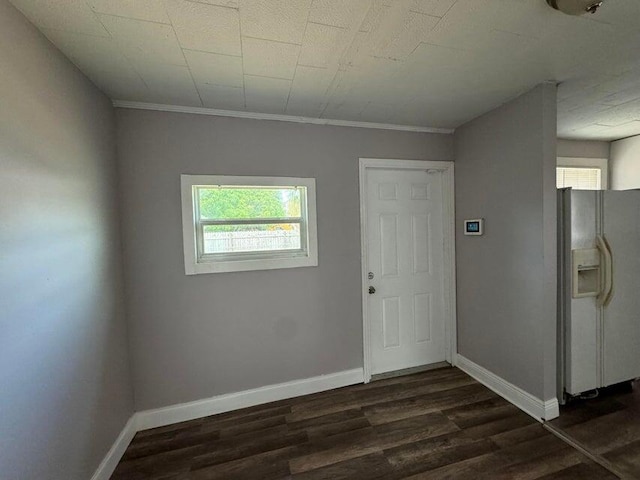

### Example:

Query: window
xmin=556 ymin=157 xmax=608 ymax=190
xmin=181 ymin=175 xmax=318 ymax=274
xmin=556 ymin=167 xmax=601 ymax=190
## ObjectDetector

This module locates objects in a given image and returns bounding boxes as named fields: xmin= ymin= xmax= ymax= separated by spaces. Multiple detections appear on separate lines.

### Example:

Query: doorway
xmin=359 ymin=158 xmax=457 ymax=382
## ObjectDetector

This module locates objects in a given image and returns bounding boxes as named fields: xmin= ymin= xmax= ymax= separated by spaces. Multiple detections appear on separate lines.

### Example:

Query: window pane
xmin=557 ymin=167 xmax=601 ymax=190
xmin=197 ymin=187 xmax=302 ymax=220
xmin=202 ymin=224 xmax=302 ymax=254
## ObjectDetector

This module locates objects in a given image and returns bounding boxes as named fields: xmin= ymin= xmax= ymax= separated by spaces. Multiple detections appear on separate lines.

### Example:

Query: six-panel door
xmin=366 ymin=168 xmax=446 ymax=375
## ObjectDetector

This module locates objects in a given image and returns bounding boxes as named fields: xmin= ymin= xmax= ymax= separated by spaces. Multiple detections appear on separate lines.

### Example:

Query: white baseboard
xmin=90 ymin=415 xmax=137 ymax=480
xmin=456 ymin=354 xmax=559 ymax=422
xmin=90 ymin=368 xmax=364 ymax=478
xmin=135 ymin=368 xmax=365 ymax=431
xmin=543 ymin=397 xmax=560 ymax=421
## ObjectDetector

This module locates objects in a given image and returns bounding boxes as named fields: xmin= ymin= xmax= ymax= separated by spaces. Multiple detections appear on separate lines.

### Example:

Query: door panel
xmin=382 ymin=297 xmax=400 ymax=348
xmin=380 ymin=214 xmax=399 ymax=277
xmin=603 ymin=191 xmax=640 ymax=387
xmin=566 ymin=190 xmax=600 ymax=395
xmin=413 ymin=293 xmax=431 ymax=342
xmin=412 ymin=214 xmax=430 ymax=273
xmin=367 ymin=168 xmax=446 ymax=375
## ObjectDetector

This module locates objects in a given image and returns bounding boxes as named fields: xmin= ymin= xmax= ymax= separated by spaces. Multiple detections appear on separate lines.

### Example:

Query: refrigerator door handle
xmin=596 ymin=235 xmax=613 ymax=307
xmin=603 ymin=236 xmax=614 ymax=307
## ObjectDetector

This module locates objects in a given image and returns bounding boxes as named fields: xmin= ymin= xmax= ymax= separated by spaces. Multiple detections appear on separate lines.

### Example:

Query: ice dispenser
xmin=572 ymin=248 xmax=600 ymax=298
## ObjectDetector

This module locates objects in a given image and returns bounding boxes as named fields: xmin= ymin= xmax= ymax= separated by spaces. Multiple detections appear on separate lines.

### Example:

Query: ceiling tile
xmin=99 ymin=14 xmax=186 ymax=65
xmin=405 ymin=42 xmax=474 ymax=73
xmin=597 ymin=116 xmax=640 ymax=128
xmin=290 ymin=65 xmax=337 ymax=96
xmin=11 ymin=0 xmax=108 ymax=36
xmin=321 ymin=99 xmax=369 ymax=121
xmin=424 ymin=1 xmax=528 ymax=52
xmin=377 ymin=10 xmax=440 ymax=60
xmin=600 ymin=121 xmax=640 ymax=139
xmin=87 ymin=0 xmax=170 ymax=24
xmin=184 ymin=50 xmax=243 ymax=88
xmin=166 ymin=0 xmax=241 ymax=56
xmin=242 ymin=37 xmax=299 ymax=79
xmin=558 ymin=103 xmax=615 ymax=133
xmin=244 ymin=75 xmax=291 ymax=113
xmin=594 ymin=0 xmax=640 ymax=33
xmin=286 ymin=65 xmax=336 ymax=115
xmin=358 ymin=5 xmax=440 ymax=61
xmin=560 ymin=123 xmax=616 ymax=139
xmin=336 ymin=30 xmax=372 ymax=68
xmin=199 ymin=84 xmax=245 ymax=110
xmin=41 ymin=27 xmax=130 ymax=71
xmin=327 ymin=59 xmax=403 ymax=104
xmin=601 ymin=88 xmax=640 ymax=107
xmin=562 ymin=102 xmax=617 ymax=121
xmin=239 ymin=0 xmax=312 ymax=44
xmin=594 ymin=99 xmax=640 ymax=127
xmin=135 ymin=63 xmax=202 ymax=106
xmin=431 ymin=27 xmax=538 ymax=59
xmin=382 ymin=100 xmax=437 ymax=125
xmin=357 ymin=102 xmax=395 ymax=123
xmin=407 ymin=0 xmax=457 ymax=18
xmin=359 ymin=1 xmax=387 ymax=33
xmin=285 ymin=103 xmax=324 ymax=117
xmin=299 ymin=23 xmax=349 ymax=68
xmin=308 ymin=0 xmax=372 ymax=29
xmin=196 ymin=0 xmax=239 ymax=7
xmin=557 ymin=74 xmax=617 ymax=101
xmin=40 ymin=28 xmax=148 ymax=99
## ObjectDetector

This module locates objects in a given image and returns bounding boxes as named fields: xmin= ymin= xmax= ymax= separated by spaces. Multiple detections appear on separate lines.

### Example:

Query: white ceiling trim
xmin=112 ymin=100 xmax=455 ymax=134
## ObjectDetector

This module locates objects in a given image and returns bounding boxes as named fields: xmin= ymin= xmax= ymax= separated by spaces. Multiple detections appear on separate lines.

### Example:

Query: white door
xmin=366 ymin=168 xmax=446 ymax=375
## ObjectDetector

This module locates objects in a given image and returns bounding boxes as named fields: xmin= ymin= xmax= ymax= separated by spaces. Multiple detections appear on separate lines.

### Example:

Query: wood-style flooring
xmin=111 ymin=367 xmax=618 ymax=479
xmin=548 ymin=380 xmax=640 ymax=479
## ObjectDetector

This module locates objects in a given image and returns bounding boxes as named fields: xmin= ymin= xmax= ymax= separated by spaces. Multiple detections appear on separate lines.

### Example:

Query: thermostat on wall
xmin=464 ymin=219 xmax=484 ymax=236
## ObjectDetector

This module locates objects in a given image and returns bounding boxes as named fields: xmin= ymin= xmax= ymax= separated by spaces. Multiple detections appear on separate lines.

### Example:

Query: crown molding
xmin=112 ymin=100 xmax=454 ymax=135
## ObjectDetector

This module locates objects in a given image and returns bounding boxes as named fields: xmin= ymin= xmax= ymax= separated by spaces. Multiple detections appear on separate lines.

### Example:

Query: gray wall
xmin=557 ymin=138 xmax=610 ymax=159
xmin=454 ymin=84 xmax=558 ymax=401
xmin=610 ymin=135 xmax=640 ymax=190
xmin=0 ymin=2 xmax=134 ymax=479
xmin=116 ymin=109 xmax=453 ymax=410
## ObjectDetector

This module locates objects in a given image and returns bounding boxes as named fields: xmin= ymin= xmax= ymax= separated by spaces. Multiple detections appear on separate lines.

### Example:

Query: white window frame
xmin=181 ymin=175 xmax=318 ymax=274
xmin=557 ymin=157 xmax=608 ymax=190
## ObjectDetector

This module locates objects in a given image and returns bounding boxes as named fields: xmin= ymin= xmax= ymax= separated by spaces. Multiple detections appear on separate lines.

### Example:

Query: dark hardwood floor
xmin=111 ymin=367 xmax=618 ymax=479
xmin=548 ymin=380 xmax=640 ymax=479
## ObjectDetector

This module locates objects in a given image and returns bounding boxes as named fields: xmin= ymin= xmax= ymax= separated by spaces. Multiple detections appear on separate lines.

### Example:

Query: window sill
xmin=185 ymin=254 xmax=318 ymax=275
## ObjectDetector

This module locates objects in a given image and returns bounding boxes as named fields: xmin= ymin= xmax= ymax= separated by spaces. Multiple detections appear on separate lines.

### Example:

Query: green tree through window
xmin=197 ymin=187 xmax=301 ymax=232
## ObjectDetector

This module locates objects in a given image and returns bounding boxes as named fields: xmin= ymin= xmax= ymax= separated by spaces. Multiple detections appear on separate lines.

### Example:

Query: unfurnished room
xmin=2 ymin=0 xmax=640 ymax=479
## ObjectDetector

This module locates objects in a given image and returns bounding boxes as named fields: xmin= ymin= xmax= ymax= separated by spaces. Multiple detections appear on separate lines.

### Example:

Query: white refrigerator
xmin=558 ymin=188 xmax=640 ymax=400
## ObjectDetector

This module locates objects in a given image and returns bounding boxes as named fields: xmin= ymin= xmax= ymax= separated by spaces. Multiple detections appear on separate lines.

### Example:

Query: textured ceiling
xmin=9 ymin=0 xmax=640 ymax=140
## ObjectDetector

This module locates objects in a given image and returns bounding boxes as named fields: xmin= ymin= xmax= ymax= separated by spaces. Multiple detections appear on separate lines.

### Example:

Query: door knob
xmin=369 ymin=286 xmax=376 ymax=294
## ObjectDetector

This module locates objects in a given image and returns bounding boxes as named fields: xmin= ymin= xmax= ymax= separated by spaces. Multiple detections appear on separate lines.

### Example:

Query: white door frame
xmin=359 ymin=158 xmax=457 ymax=383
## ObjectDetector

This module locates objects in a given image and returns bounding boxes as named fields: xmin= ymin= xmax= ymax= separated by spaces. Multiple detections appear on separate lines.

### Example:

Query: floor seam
xmin=543 ymin=422 xmax=627 ymax=479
